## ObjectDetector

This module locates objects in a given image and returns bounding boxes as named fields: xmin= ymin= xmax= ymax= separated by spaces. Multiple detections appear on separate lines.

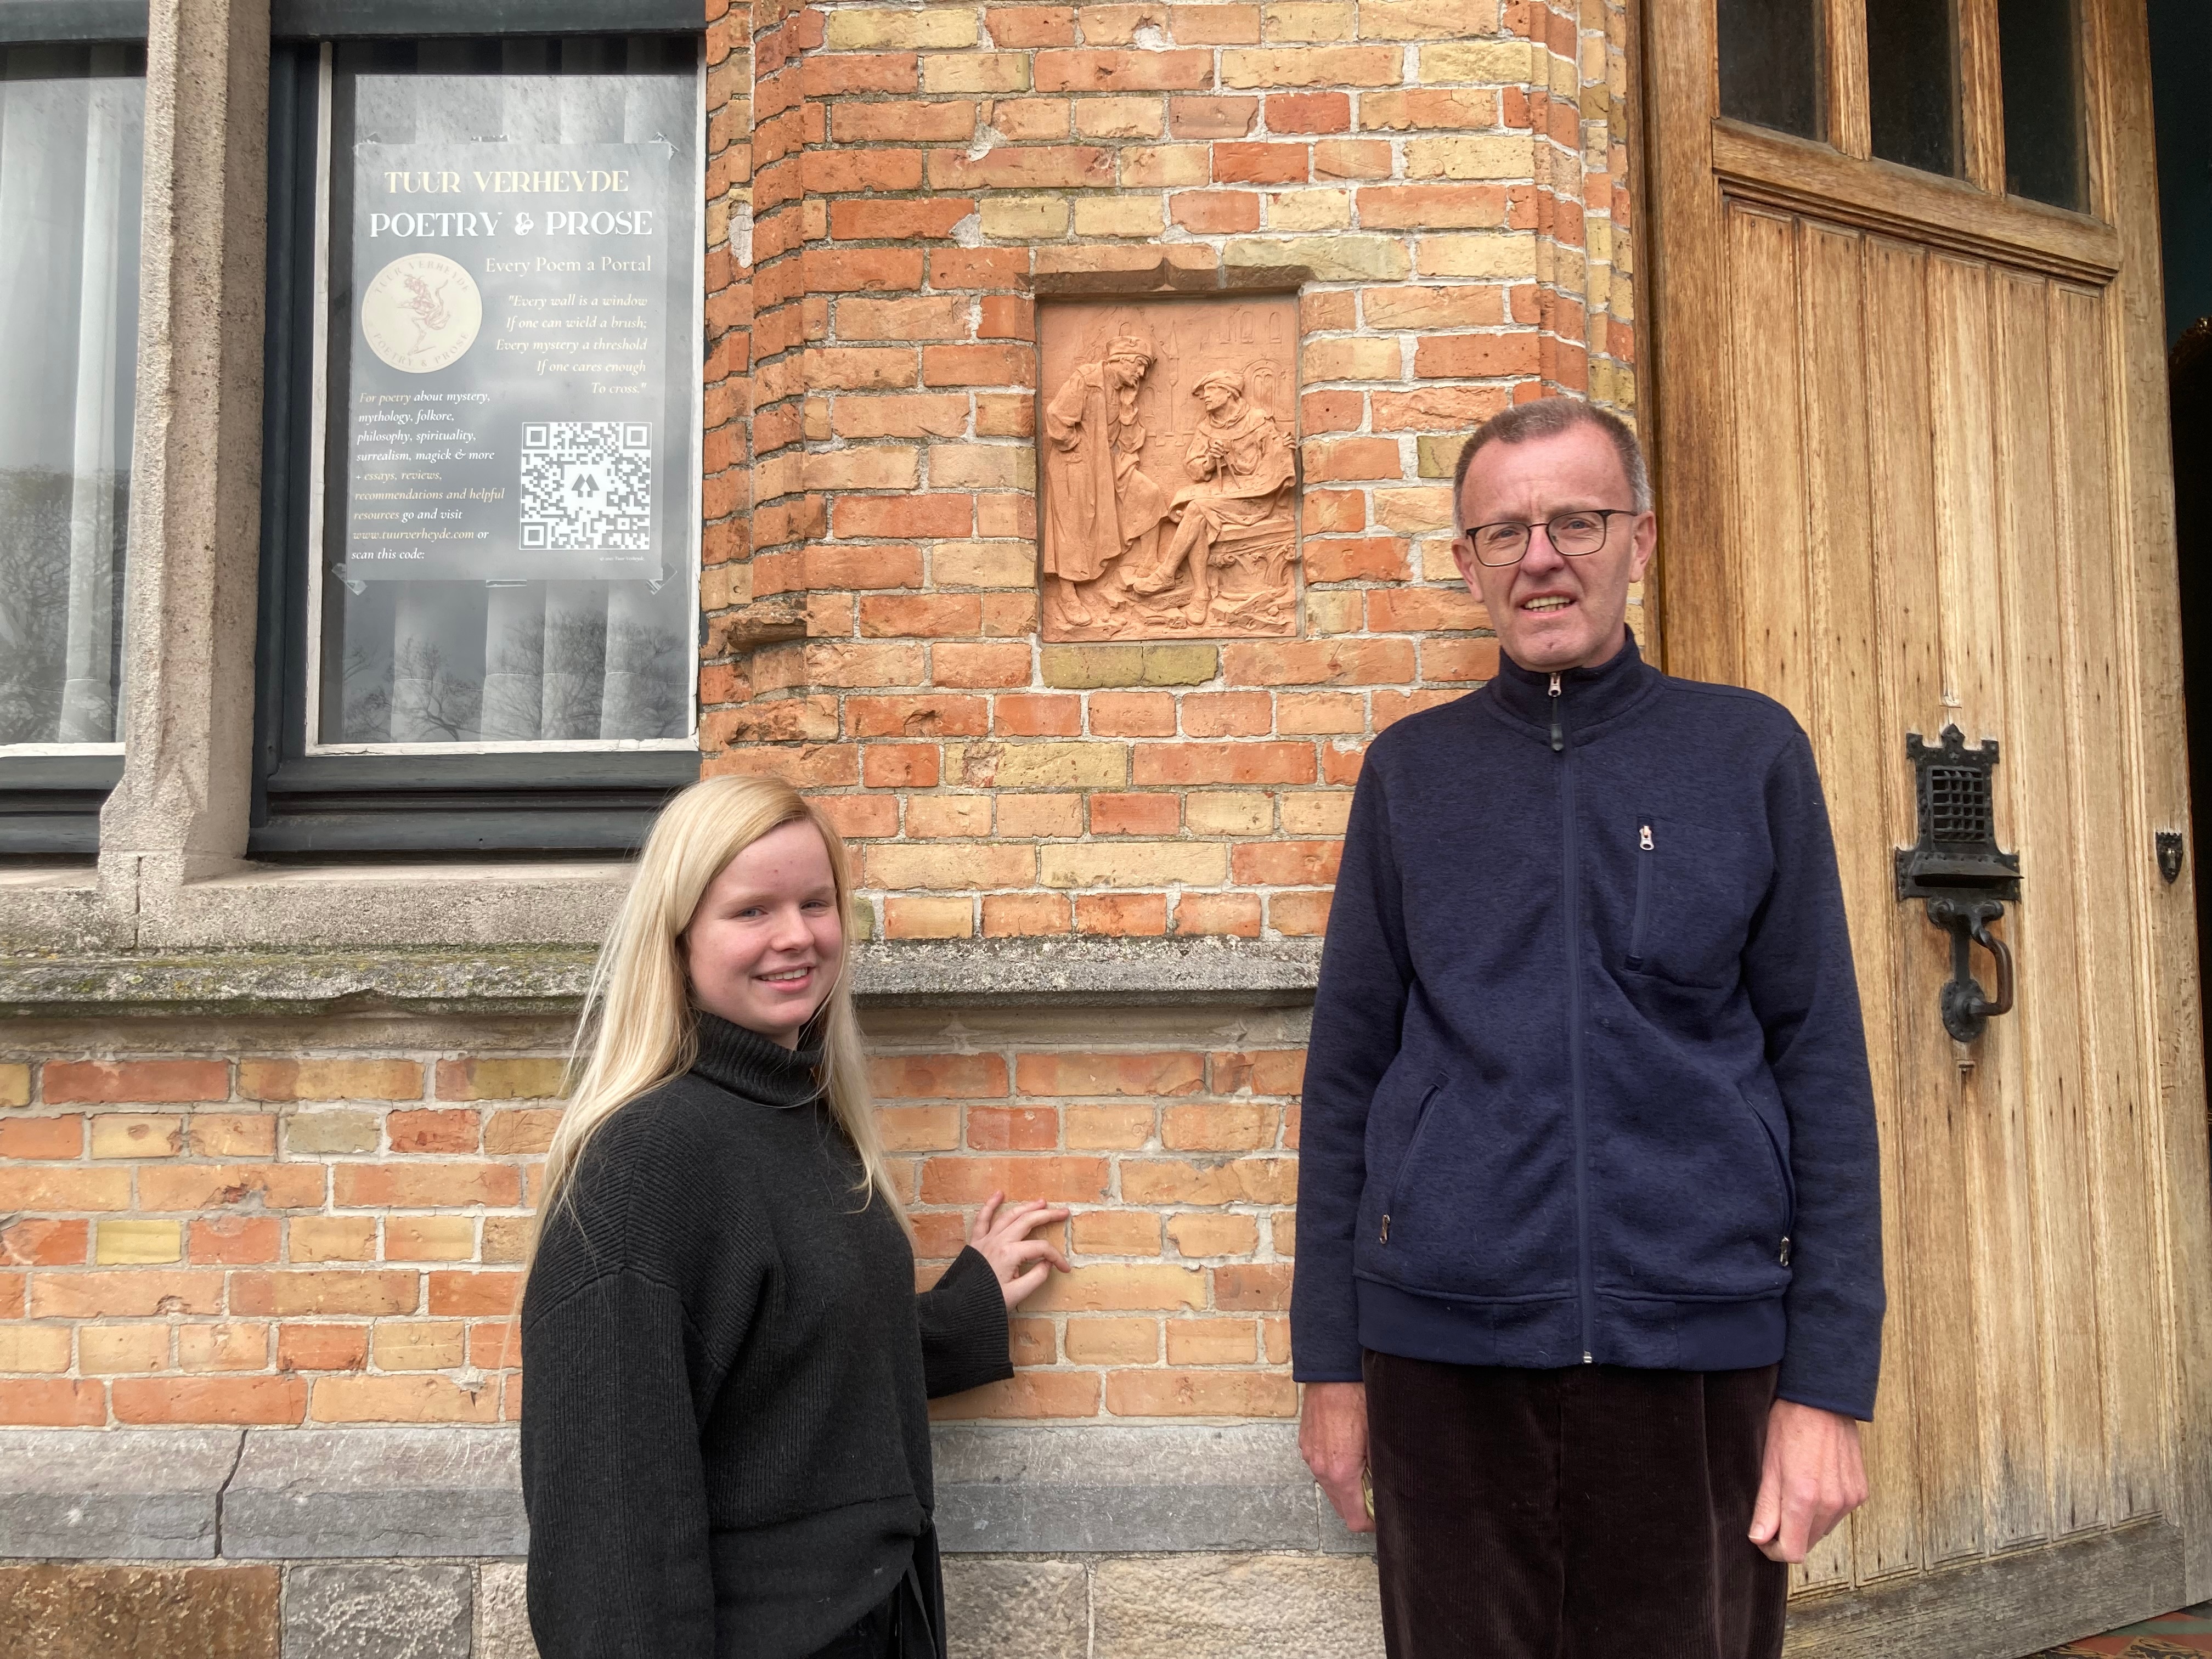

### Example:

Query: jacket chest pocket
xmin=1625 ymin=816 xmax=1656 ymax=970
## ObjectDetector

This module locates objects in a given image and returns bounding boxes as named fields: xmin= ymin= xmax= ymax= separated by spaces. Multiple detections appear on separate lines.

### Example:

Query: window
xmin=1717 ymin=0 xmax=1824 ymax=143
xmin=0 ymin=42 xmax=145 ymax=854
xmin=257 ymin=33 xmax=703 ymax=855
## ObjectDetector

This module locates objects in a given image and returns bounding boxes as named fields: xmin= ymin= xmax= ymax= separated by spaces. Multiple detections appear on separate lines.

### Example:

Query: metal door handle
xmin=1967 ymin=912 xmax=2013 ymax=1019
xmin=1929 ymin=896 xmax=2012 ymax=1043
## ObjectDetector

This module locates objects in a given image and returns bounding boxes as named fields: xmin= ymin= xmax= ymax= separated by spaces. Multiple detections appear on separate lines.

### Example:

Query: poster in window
xmin=338 ymin=142 xmax=676 ymax=587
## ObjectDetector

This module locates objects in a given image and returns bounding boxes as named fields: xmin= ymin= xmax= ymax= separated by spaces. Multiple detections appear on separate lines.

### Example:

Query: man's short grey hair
xmin=1451 ymin=397 xmax=1654 ymax=534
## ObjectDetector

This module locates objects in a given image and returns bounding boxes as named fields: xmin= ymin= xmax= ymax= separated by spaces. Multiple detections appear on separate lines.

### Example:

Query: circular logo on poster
xmin=360 ymin=253 xmax=482 ymax=374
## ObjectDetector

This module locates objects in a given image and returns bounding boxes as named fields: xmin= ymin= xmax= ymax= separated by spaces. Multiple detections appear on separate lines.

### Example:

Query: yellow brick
xmin=95 ymin=1220 xmax=182 ymax=1266
xmin=238 ymin=1058 xmax=424 ymax=1102
xmin=1262 ymin=2 xmax=1353 ymax=40
xmin=826 ymin=8 xmax=978 ymax=48
xmin=922 ymin=52 xmax=1031 ymax=92
xmin=1072 ymin=1210 xmax=1163 ymax=1254
xmin=885 ymin=898 xmax=974 ymax=939
xmin=868 ymin=842 xmax=1037 ymax=891
xmin=931 ymin=443 xmax=1037 ymax=490
xmin=482 ymin=1216 xmax=534 ymax=1263
xmin=1415 ymin=231 xmax=1538 ymax=280
xmin=1118 ymin=145 xmax=1210 ymax=187
xmin=1027 ymin=1263 xmax=1205 ymax=1312
xmin=1306 ymin=590 xmax=1363 ymax=633
xmin=1303 ymin=337 xmax=1401 ymax=381
xmin=0 ymin=1325 xmax=71 ymax=1372
xmin=374 ymin=1321 xmax=467 ymax=1370
xmin=803 ymin=447 xmax=921 ymax=492
xmin=1064 ymin=1316 xmax=1161 ymax=1362
xmin=1066 ymin=1104 xmax=1156 ymax=1148
xmin=177 ymin=1323 xmax=269 ymax=1372
xmin=1039 ymin=842 xmax=1228 ymax=889
xmin=944 ymin=741 xmax=1128 ymax=789
xmin=981 ymin=195 xmax=1069 ymax=239
xmin=1406 ymin=136 xmax=1535 ymax=180
xmin=1075 ymin=97 xmax=1165 ymax=139
xmin=1185 ymin=793 xmax=1274 ymax=836
xmin=385 ymin=1216 xmax=477 ymax=1262
xmin=1375 ymin=485 xmax=1456 ymax=533
xmin=89 ymin=1115 xmax=184 ymax=1159
xmin=81 ymin=1324 xmax=168 ymax=1374
xmin=1282 ymin=792 xmax=1355 ymax=835
xmin=0 ymin=1064 xmax=28 ymax=1108
xmin=1268 ymin=189 xmax=1350 ymax=231
xmin=1360 ymin=0 xmax=1499 ymax=35
xmin=291 ymin=1215 xmax=379 ymax=1263
xmin=1167 ymin=1212 xmax=1262 ymax=1255
xmin=1419 ymin=40 xmax=1534 ymax=81
xmin=1072 ymin=196 xmax=1165 ymax=238
xmin=1165 ymin=1318 xmax=1260 ymax=1364
xmin=1221 ymin=46 xmax=1402 ymax=87
xmin=934 ymin=541 xmax=1039 ymax=588
xmin=439 ymin=1058 xmax=567 ymax=1102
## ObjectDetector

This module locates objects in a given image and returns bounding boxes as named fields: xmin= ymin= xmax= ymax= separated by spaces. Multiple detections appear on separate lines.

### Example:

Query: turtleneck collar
xmin=1483 ymin=628 xmax=1660 ymax=743
xmin=690 ymin=1008 xmax=826 ymax=1109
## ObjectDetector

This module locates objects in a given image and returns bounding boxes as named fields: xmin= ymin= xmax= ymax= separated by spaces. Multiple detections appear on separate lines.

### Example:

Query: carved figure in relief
xmin=1041 ymin=335 xmax=1169 ymax=629
xmin=1128 ymin=371 xmax=1298 ymax=628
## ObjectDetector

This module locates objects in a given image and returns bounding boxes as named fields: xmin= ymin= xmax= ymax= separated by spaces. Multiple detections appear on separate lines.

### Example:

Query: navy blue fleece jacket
xmin=1289 ymin=634 xmax=1885 ymax=1419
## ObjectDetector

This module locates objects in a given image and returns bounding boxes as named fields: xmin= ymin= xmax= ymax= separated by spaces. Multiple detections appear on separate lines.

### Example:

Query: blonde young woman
xmin=521 ymin=775 xmax=1069 ymax=1659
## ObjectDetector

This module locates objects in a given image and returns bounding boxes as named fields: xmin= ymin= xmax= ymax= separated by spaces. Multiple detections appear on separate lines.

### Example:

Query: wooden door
xmin=1643 ymin=1 xmax=2212 ymax=1652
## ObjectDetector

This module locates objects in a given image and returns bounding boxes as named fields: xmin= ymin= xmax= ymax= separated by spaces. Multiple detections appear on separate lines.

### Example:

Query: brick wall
xmin=701 ymin=0 xmax=1643 ymax=945
xmin=0 ymin=1017 xmax=1307 ymax=1427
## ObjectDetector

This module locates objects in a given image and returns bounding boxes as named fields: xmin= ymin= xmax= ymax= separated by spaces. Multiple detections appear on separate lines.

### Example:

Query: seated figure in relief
xmin=1041 ymin=334 xmax=1167 ymax=630
xmin=1128 ymin=371 xmax=1298 ymax=627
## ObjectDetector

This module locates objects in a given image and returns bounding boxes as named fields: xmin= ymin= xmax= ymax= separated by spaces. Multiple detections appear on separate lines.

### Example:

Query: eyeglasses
xmin=1461 ymin=508 xmax=1636 ymax=568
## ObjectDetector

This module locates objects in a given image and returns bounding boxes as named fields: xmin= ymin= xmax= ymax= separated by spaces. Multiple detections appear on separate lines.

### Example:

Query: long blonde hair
xmin=533 ymin=774 xmax=906 ymax=1259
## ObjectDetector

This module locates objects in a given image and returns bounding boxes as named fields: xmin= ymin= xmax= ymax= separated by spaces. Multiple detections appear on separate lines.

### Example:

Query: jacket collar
xmin=1483 ymin=629 xmax=1660 ymax=740
xmin=690 ymin=1009 xmax=826 ymax=1110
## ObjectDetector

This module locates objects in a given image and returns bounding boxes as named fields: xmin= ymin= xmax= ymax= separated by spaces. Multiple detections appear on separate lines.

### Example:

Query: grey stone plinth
xmin=474 ymin=1562 xmax=539 ymax=1659
xmin=932 ymin=1423 xmax=1368 ymax=1555
xmin=1091 ymin=1554 xmax=1385 ymax=1658
xmin=281 ymin=1563 xmax=471 ymax=1659
xmin=0 ymin=1429 xmax=241 ymax=1560
xmin=224 ymin=1431 xmax=525 ymax=1560
xmin=943 ymin=1559 xmax=1088 ymax=1659
xmin=854 ymin=936 xmax=1322 ymax=1008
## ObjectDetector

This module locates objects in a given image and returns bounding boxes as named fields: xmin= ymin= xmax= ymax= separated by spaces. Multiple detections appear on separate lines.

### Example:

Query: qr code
xmin=520 ymin=422 xmax=651 ymax=551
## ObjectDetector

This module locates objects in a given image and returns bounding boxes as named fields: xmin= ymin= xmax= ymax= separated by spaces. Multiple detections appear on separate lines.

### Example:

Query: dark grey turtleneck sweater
xmin=520 ymin=1013 xmax=1014 ymax=1659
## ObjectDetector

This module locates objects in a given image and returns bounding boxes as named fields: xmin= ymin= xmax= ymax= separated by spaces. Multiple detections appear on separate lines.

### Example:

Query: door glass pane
xmin=314 ymin=36 xmax=702 ymax=752
xmin=1718 ymin=0 xmax=1825 ymax=141
xmin=1867 ymin=0 xmax=1962 ymax=176
xmin=1998 ymin=0 xmax=2086 ymax=210
xmin=0 ymin=45 xmax=144 ymax=751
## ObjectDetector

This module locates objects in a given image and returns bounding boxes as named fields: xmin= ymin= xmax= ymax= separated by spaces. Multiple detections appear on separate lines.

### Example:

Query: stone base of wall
xmin=0 ymin=1553 xmax=1385 ymax=1658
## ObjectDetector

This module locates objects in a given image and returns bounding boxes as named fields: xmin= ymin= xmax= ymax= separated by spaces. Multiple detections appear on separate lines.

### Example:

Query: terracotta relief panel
xmin=1038 ymin=297 xmax=1299 ymax=642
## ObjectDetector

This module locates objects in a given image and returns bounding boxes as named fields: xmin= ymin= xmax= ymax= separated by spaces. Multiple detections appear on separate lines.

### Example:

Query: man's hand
xmin=1300 ymin=1381 xmax=1374 ymax=1534
xmin=1748 ymin=1400 xmax=1867 ymax=1562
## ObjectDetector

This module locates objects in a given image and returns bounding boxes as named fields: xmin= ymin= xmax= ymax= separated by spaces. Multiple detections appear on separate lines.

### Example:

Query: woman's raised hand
xmin=968 ymin=1192 xmax=1073 ymax=1310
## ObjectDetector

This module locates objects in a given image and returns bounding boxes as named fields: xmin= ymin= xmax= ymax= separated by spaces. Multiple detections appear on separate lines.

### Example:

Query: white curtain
xmin=0 ymin=46 xmax=143 ymax=747
xmin=328 ymin=36 xmax=694 ymax=747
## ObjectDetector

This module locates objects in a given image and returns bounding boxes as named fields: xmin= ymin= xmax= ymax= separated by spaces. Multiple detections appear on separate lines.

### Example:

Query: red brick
xmin=871 ymin=1053 xmax=1012 ymax=1099
xmin=0 ymin=1115 xmax=82 ymax=1159
xmin=1075 ymin=893 xmax=1168 ymax=936
xmin=1265 ymin=90 xmax=1350 ymax=132
xmin=1169 ymin=94 xmax=1257 ymax=137
xmin=817 ymin=794 xmax=902 ymax=842
xmin=1415 ymin=332 xmax=1543 ymax=379
xmin=0 ymin=1380 xmax=105 ymax=1425
xmin=988 ymin=5 xmax=1078 ymax=44
xmin=1305 ymin=489 xmax=1366 ymax=533
xmin=863 ymin=744 xmax=943 ymax=787
xmin=1269 ymin=889 xmax=1334 ymax=935
xmin=1014 ymin=1052 xmax=1205 ymax=1097
xmin=994 ymin=694 xmax=1083 ymax=736
xmin=1170 ymin=190 xmax=1262 ymax=233
xmin=0 ymin=1167 xmax=131 ymax=1211
xmin=859 ymin=594 xmax=984 ymax=637
xmin=482 ymin=1108 xmax=563 ymax=1156
xmin=230 ymin=1271 xmax=417 ymax=1318
xmin=1356 ymin=183 xmax=1509 ymax=228
xmin=849 ymin=694 xmax=990 ymax=737
xmin=1033 ymin=48 xmax=1216 ymax=91
xmin=1173 ymin=893 xmax=1263 ymax=936
xmin=927 ymin=145 xmax=1115 ymax=191
xmin=1370 ymin=385 xmax=1515 ymax=430
xmin=1214 ymin=142 xmax=1308 ymax=184
xmin=983 ymin=894 xmax=1073 ymax=936
xmin=933 ymin=643 xmax=1034 ymax=689
xmin=834 ymin=99 xmax=980 ymax=141
xmin=1368 ymin=585 xmax=1489 ymax=633
xmin=43 ymin=1061 xmax=230 ymax=1105
xmin=828 ymin=198 xmax=976 ymax=240
xmin=1090 ymin=793 xmax=1181 ymax=836
xmin=930 ymin=248 xmax=1031 ymax=289
xmin=1230 ymin=839 xmax=1342 ymax=885
xmin=918 ymin=1155 xmax=1111 ymax=1203
xmin=1104 ymin=1369 xmax=1297 ymax=1417
xmin=802 ymin=246 xmax=926 ymax=294
xmin=1300 ymin=388 xmax=1363 ymax=433
xmin=1130 ymin=741 xmax=1315 ymax=786
xmin=929 ymin=1370 xmax=1102 ymax=1419
xmin=1305 ymin=437 xmax=1404 ymax=482
xmin=113 ymin=1376 xmax=308 ymax=1426
xmin=189 ymin=1114 xmax=277 ymax=1158
xmin=1305 ymin=538 xmax=1410 ymax=582
xmin=278 ymin=1325 xmax=369 ymax=1372
xmin=331 ymin=1164 xmax=521 ymax=1209
xmin=385 ymin=1110 xmax=481 ymax=1154
xmin=427 ymin=1272 xmax=523 ymax=1317
xmin=137 ymin=1164 xmax=326 ymax=1212
xmin=1180 ymin=692 xmax=1273 ymax=737
xmin=1088 ymin=692 xmax=1177 ymax=736
xmin=189 ymin=1216 xmax=280 ymax=1265
xmin=967 ymin=1107 xmax=1060 ymax=1150
xmin=1223 ymin=639 xmax=1417 ymax=686
xmin=834 ymin=495 xmax=974 ymax=539
xmin=922 ymin=344 xmax=1036 ymax=388
xmin=1 ymin=1218 xmax=87 ymax=1267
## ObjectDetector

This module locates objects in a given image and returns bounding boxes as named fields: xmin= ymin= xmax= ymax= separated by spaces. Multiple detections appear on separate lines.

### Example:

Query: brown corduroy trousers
xmin=1363 ymin=1352 xmax=1788 ymax=1659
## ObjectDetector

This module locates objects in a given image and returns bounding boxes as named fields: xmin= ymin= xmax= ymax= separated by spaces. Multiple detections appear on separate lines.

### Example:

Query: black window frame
xmin=0 ymin=18 xmax=147 ymax=857
xmin=255 ymin=12 xmax=707 ymax=857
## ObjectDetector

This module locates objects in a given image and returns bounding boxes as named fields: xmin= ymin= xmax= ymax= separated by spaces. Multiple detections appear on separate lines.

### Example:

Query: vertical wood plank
xmin=1865 ymin=233 xmax=1983 ymax=1566
xmin=1991 ymin=268 xmax=2108 ymax=1541
xmin=1797 ymin=217 xmax=1921 ymax=1586
xmin=1956 ymin=0 xmax=2007 ymax=196
xmin=1825 ymin=0 xmax=1873 ymax=160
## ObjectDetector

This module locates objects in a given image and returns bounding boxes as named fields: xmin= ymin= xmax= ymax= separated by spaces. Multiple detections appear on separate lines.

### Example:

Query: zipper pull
xmin=1639 ymin=823 xmax=1654 ymax=851
xmin=1548 ymin=672 xmax=1564 ymax=753
xmin=1380 ymin=1215 xmax=1391 ymax=1244
xmin=1779 ymin=1236 xmax=1792 ymax=1266
xmin=1582 ymin=1351 xmax=1594 ymax=1364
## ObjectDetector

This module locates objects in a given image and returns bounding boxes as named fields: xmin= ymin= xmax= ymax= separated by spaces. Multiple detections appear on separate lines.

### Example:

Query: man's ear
xmin=1627 ymin=511 xmax=1657 ymax=584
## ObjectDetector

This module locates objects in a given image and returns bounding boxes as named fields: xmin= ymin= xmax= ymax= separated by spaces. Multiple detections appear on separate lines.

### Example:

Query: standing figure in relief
xmin=1041 ymin=335 xmax=1169 ymax=629
xmin=1130 ymin=371 xmax=1297 ymax=626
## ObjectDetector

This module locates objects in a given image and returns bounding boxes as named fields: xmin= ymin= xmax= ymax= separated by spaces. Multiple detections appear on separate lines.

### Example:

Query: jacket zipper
xmin=1379 ymin=1081 xmax=1444 ymax=1244
xmin=1626 ymin=821 xmax=1654 ymax=969
xmin=1747 ymin=1099 xmax=1797 ymax=1264
xmin=1554 ymin=673 xmax=1596 ymax=1364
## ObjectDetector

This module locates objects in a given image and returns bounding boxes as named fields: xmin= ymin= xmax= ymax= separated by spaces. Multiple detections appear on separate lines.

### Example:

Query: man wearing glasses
xmin=1291 ymin=397 xmax=1884 ymax=1657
